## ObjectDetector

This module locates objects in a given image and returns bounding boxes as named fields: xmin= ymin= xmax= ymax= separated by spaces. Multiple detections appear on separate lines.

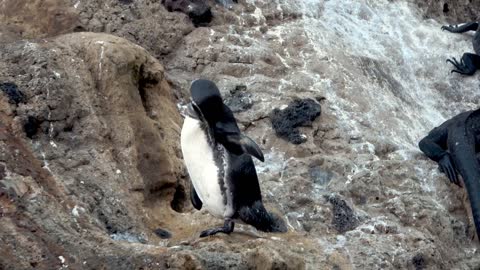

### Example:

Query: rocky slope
xmin=1 ymin=0 xmax=480 ymax=269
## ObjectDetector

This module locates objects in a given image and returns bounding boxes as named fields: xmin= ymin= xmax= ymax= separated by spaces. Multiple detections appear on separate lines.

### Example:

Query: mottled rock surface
xmin=0 ymin=32 xmax=184 ymax=269
xmin=2 ymin=0 xmax=480 ymax=269
xmin=413 ymin=0 xmax=480 ymax=22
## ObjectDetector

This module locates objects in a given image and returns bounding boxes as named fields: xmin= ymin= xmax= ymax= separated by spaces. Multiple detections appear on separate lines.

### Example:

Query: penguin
xmin=180 ymin=79 xmax=287 ymax=237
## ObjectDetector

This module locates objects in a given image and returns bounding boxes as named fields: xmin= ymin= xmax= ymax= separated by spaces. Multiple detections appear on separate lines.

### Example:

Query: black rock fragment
xmin=0 ymin=82 xmax=26 ymax=105
xmin=269 ymin=98 xmax=321 ymax=144
xmin=153 ymin=228 xmax=172 ymax=239
xmin=325 ymin=195 xmax=359 ymax=233
xmin=412 ymin=253 xmax=427 ymax=270
xmin=162 ymin=0 xmax=212 ymax=27
xmin=24 ymin=116 xmax=40 ymax=139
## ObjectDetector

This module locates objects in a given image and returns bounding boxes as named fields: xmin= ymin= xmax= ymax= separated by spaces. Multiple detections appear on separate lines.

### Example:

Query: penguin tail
xmin=238 ymin=201 xmax=287 ymax=233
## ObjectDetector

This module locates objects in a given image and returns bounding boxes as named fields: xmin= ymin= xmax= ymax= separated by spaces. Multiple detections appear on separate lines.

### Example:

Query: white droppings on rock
xmin=95 ymin=41 xmax=106 ymax=77
xmin=40 ymin=151 xmax=52 ymax=173
xmin=72 ymin=205 xmax=85 ymax=217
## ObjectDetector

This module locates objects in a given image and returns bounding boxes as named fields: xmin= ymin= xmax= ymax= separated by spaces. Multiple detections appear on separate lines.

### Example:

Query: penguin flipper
xmin=221 ymin=134 xmax=265 ymax=162
xmin=214 ymin=121 xmax=265 ymax=162
xmin=238 ymin=135 xmax=265 ymax=162
xmin=190 ymin=181 xmax=203 ymax=210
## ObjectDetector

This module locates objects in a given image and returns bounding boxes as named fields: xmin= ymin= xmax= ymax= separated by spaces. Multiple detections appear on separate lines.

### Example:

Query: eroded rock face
xmin=2 ymin=0 xmax=480 ymax=269
xmin=0 ymin=32 xmax=184 ymax=269
xmin=414 ymin=0 xmax=480 ymax=22
xmin=0 ymin=0 xmax=79 ymax=43
xmin=163 ymin=0 xmax=480 ymax=268
xmin=0 ymin=31 xmax=305 ymax=270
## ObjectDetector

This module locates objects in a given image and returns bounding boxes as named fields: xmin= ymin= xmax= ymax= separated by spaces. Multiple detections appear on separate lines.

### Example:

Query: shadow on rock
xmin=162 ymin=0 xmax=213 ymax=27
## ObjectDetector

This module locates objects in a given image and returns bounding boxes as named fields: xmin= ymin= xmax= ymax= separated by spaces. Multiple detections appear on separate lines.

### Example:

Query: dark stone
xmin=269 ymin=99 xmax=321 ymax=144
xmin=162 ymin=0 xmax=213 ymax=27
xmin=224 ymin=85 xmax=253 ymax=113
xmin=153 ymin=228 xmax=172 ymax=239
xmin=325 ymin=195 xmax=359 ymax=233
xmin=412 ymin=253 xmax=427 ymax=270
xmin=442 ymin=3 xmax=449 ymax=13
xmin=24 ymin=116 xmax=40 ymax=139
xmin=119 ymin=0 xmax=134 ymax=4
xmin=0 ymin=163 xmax=5 ymax=180
xmin=0 ymin=82 xmax=26 ymax=105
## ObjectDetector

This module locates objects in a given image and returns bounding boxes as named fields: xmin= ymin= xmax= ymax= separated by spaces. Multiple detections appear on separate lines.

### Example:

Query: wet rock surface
xmin=1 ymin=0 xmax=480 ymax=269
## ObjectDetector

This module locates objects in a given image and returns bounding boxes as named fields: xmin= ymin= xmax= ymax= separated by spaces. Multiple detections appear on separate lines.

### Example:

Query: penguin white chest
xmin=180 ymin=117 xmax=227 ymax=218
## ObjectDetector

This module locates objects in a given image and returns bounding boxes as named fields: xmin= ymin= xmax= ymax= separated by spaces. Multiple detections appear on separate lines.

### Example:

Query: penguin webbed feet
xmin=446 ymin=56 xmax=477 ymax=75
xmin=441 ymin=22 xmax=479 ymax=33
xmin=199 ymin=219 xmax=235 ymax=237
xmin=441 ymin=24 xmax=455 ymax=32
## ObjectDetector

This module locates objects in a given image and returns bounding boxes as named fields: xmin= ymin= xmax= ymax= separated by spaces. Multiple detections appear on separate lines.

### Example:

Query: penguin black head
xmin=189 ymin=79 xmax=224 ymax=124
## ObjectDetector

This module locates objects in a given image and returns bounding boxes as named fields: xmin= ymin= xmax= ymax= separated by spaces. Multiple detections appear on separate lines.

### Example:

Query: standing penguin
xmin=181 ymin=79 xmax=287 ymax=237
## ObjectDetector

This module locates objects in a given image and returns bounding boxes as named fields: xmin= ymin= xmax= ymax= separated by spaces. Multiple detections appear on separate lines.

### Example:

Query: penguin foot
xmin=447 ymin=57 xmax=477 ymax=75
xmin=199 ymin=219 xmax=235 ymax=237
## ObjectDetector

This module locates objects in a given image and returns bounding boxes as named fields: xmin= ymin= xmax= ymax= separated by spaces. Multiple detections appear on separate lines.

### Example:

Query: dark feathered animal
xmin=419 ymin=109 xmax=480 ymax=238
xmin=442 ymin=22 xmax=480 ymax=75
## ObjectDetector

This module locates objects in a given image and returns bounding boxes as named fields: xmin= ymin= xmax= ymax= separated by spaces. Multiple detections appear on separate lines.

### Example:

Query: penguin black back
xmin=227 ymin=153 xmax=262 ymax=209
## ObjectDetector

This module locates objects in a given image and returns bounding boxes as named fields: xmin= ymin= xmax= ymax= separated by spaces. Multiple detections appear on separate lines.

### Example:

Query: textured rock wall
xmin=1 ymin=0 xmax=480 ymax=269
xmin=0 ymin=32 xmax=184 ymax=269
xmin=412 ymin=0 xmax=480 ymax=22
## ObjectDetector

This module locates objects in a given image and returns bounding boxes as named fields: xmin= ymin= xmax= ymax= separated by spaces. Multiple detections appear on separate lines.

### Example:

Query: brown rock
xmin=0 ymin=32 xmax=183 ymax=269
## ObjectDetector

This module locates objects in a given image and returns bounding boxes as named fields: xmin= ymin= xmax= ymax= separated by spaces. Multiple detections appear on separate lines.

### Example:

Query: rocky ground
xmin=1 ymin=0 xmax=480 ymax=269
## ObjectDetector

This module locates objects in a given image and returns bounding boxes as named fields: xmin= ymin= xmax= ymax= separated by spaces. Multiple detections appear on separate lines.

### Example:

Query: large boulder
xmin=0 ymin=32 xmax=184 ymax=269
